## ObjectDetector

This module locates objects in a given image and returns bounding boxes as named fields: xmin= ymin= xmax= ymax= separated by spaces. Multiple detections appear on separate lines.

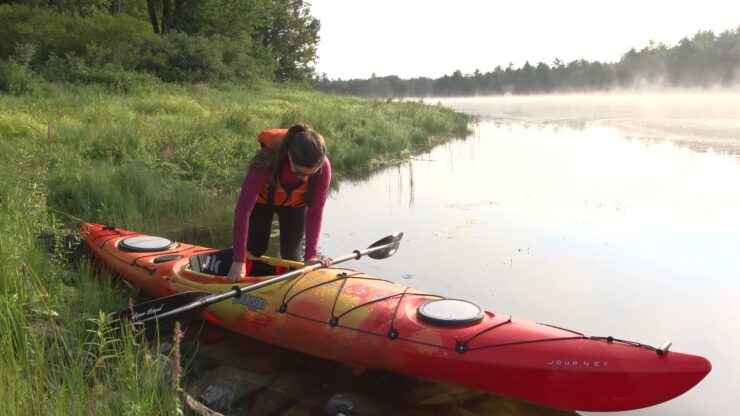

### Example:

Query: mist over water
xmin=317 ymin=93 xmax=740 ymax=415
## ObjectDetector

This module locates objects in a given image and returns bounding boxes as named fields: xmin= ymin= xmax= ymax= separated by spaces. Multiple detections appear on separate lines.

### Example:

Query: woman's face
xmin=288 ymin=153 xmax=322 ymax=181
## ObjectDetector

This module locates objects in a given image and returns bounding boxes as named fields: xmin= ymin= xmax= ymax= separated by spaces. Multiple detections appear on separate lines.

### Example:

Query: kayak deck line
xmin=271 ymin=267 xmax=672 ymax=356
xmin=537 ymin=323 xmax=671 ymax=355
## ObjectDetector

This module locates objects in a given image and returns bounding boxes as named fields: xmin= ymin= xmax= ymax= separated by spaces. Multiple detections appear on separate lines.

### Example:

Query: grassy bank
xmin=0 ymin=81 xmax=470 ymax=414
xmin=2 ymin=81 xmax=469 ymax=231
xmin=0 ymin=168 xmax=182 ymax=414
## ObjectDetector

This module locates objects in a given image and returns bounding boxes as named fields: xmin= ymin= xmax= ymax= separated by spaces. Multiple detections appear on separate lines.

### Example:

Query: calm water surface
xmin=183 ymin=93 xmax=739 ymax=415
xmin=312 ymin=93 xmax=740 ymax=416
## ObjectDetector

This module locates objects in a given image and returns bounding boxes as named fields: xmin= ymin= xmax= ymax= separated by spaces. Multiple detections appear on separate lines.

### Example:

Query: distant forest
xmin=316 ymin=27 xmax=740 ymax=97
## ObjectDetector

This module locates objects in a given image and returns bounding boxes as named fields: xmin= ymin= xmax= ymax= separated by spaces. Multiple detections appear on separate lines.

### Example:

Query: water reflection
xmin=183 ymin=323 xmax=575 ymax=416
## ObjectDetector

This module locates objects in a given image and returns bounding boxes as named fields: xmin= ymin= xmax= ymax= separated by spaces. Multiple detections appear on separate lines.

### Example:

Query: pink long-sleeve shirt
xmin=232 ymin=156 xmax=331 ymax=262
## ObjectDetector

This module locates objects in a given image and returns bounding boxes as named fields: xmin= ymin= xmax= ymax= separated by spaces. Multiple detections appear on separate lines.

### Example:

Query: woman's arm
xmin=304 ymin=158 xmax=332 ymax=261
xmin=232 ymin=167 xmax=271 ymax=263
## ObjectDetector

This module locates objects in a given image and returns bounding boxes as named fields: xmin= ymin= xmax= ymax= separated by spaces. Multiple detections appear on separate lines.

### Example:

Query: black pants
xmin=247 ymin=203 xmax=307 ymax=261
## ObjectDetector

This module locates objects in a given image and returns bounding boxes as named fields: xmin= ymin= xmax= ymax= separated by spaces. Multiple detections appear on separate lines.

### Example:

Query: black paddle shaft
xmin=125 ymin=232 xmax=402 ymax=330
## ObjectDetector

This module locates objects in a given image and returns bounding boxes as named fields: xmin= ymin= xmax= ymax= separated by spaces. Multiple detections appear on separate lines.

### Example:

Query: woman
xmin=227 ymin=123 xmax=332 ymax=282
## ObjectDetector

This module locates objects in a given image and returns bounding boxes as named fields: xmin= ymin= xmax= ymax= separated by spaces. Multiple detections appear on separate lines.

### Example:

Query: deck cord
xmin=94 ymin=230 xmax=662 ymax=355
xmin=276 ymin=269 xmax=662 ymax=354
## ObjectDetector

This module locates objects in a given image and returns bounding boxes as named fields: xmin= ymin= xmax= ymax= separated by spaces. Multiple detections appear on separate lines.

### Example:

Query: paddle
xmin=120 ymin=232 xmax=403 ymax=335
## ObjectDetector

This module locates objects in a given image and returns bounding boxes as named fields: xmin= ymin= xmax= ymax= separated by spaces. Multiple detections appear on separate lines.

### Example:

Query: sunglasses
xmin=291 ymin=167 xmax=321 ymax=178
xmin=288 ymin=154 xmax=322 ymax=178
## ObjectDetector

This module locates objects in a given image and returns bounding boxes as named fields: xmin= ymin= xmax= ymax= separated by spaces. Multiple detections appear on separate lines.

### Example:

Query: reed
xmin=0 ymin=179 xmax=180 ymax=414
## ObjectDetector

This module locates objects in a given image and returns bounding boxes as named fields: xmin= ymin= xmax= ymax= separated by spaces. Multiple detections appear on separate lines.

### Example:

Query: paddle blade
xmin=367 ymin=232 xmax=403 ymax=259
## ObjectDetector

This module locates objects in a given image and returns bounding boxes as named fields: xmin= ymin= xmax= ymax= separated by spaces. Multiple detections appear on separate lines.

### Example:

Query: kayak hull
xmin=82 ymin=223 xmax=710 ymax=412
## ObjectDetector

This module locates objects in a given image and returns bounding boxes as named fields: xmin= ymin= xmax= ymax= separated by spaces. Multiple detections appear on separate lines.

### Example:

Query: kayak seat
xmin=189 ymin=249 xmax=279 ymax=277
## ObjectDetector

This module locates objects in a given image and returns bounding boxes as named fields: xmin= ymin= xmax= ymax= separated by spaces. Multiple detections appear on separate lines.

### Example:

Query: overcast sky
xmin=310 ymin=0 xmax=740 ymax=80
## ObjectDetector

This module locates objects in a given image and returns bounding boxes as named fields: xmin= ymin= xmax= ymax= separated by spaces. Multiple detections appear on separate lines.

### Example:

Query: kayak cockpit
xmin=182 ymin=249 xmax=304 ymax=283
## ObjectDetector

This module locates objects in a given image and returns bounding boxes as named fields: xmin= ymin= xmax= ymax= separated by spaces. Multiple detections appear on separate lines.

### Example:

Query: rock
xmin=60 ymin=285 xmax=78 ymax=299
xmin=36 ymin=229 xmax=57 ymax=252
xmin=35 ymin=230 xmax=85 ymax=261
xmin=158 ymin=341 xmax=173 ymax=355
xmin=62 ymin=231 xmax=86 ymax=262
xmin=243 ymin=372 xmax=330 ymax=416
xmin=323 ymin=392 xmax=407 ymax=416
xmin=265 ymin=372 xmax=325 ymax=398
xmin=325 ymin=393 xmax=354 ymax=415
xmin=248 ymin=388 xmax=296 ymax=416
xmin=200 ymin=384 xmax=233 ymax=411
xmin=62 ymin=270 xmax=80 ymax=286
xmin=151 ymin=353 xmax=174 ymax=382
xmin=188 ymin=366 xmax=273 ymax=413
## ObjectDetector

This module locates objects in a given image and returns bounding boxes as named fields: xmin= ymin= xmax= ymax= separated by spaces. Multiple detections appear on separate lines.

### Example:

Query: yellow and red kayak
xmin=82 ymin=222 xmax=710 ymax=412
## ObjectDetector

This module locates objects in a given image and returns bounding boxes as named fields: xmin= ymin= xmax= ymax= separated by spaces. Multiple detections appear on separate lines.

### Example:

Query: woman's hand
xmin=226 ymin=261 xmax=246 ymax=283
xmin=305 ymin=257 xmax=333 ymax=267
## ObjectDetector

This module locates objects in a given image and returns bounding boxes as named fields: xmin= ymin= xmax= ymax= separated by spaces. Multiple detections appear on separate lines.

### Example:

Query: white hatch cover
xmin=119 ymin=236 xmax=176 ymax=252
xmin=418 ymin=299 xmax=484 ymax=326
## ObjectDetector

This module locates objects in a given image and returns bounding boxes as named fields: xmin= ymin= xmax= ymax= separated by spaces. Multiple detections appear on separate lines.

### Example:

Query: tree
xmin=534 ymin=62 xmax=550 ymax=91
xmin=146 ymin=0 xmax=160 ymax=33
xmin=1 ymin=0 xmax=111 ymax=15
xmin=259 ymin=0 xmax=320 ymax=81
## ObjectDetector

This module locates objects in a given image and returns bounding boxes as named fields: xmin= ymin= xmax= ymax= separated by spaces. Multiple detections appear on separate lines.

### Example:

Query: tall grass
xmin=0 ymin=169 xmax=180 ymax=414
xmin=0 ymin=79 xmax=470 ymax=413
xmin=1 ymin=81 xmax=469 ymax=234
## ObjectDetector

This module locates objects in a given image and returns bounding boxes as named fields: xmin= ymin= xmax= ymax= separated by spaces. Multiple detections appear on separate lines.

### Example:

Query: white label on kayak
xmin=202 ymin=256 xmax=222 ymax=274
xmin=233 ymin=294 xmax=267 ymax=311
xmin=548 ymin=360 xmax=609 ymax=368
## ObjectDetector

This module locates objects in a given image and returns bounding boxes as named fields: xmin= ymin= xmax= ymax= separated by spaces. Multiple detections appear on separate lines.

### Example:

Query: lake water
xmin=184 ymin=93 xmax=739 ymax=415
xmin=314 ymin=93 xmax=740 ymax=415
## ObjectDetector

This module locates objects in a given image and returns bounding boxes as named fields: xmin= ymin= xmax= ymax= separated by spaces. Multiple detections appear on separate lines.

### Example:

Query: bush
xmin=0 ymin=5 xmax=269 ymax=86
xmin=0 ymin=5 xmax=156 ymax=69
xmin=86 ymin=64 xmax=159 ymax=93
xmin=153 ymin=32 xmax=230 ymax=83
xmin=0 ymin=58 xmax=43 ymax=95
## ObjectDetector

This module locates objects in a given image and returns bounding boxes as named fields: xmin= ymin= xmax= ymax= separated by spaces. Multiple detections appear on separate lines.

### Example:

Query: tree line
xmin=0 ymin=0 xmax=319 ymax=93
xmin=316 ymin=27 xmax=740 ymax=97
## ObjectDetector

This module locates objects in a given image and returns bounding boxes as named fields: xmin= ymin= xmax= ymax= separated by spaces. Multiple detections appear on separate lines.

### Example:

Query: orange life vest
xmin=257 ymin=128 xmax=288 ymax=149
xmin=255 ymin=128 xmax=316 ymax=208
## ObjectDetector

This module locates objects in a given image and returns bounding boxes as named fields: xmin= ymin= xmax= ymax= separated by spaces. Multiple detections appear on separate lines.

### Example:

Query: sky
xmin=309 ymin=0 xmax=740 ymax=80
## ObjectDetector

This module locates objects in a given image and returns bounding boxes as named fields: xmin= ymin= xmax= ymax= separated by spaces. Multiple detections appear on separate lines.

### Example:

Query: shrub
xmin=0 ymin=5 xmax=270 ymax=85
xmin=0 ymin=111 xmax=46 ymax=140
xmin=0 ymin=59 xmax=43 ymax=95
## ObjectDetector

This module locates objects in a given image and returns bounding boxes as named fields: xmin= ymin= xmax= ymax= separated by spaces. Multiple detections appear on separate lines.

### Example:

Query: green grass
xmin=0 ymin=173 xmax=180 ymax=415
xmin=0 ymin=79 xmax=470 ymax=414
xmin=1 ymin=81 xmax=469 ymax=234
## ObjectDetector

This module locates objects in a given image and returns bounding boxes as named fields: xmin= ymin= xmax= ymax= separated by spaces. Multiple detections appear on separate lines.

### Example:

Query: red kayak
xmin=82 ymin=222 xmax=710 ymax=411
